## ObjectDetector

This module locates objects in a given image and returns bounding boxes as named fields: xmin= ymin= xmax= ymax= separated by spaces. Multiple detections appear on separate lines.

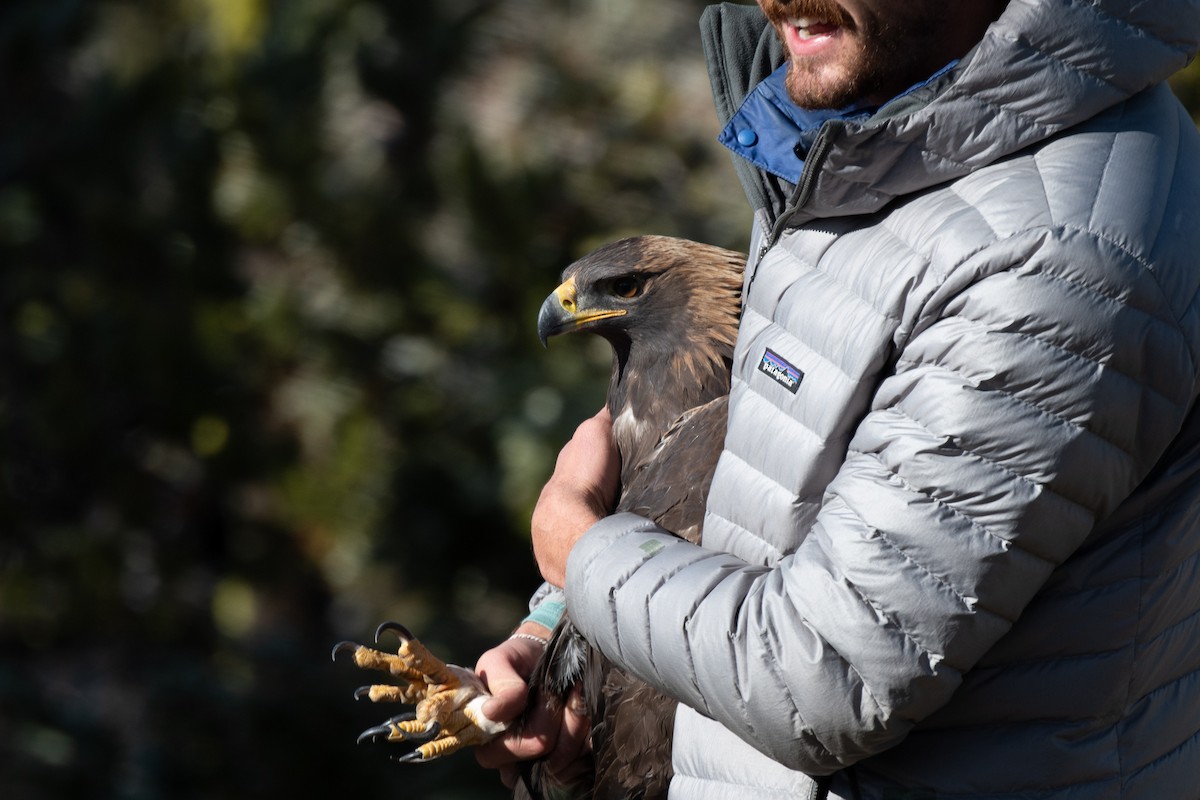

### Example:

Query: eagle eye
xmin=611 ymin=276 xmax=643 ymax=299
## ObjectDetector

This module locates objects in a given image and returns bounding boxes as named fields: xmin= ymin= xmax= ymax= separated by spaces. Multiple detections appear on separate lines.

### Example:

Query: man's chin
xmin=784 ymin=63 xmax=865 ymax=110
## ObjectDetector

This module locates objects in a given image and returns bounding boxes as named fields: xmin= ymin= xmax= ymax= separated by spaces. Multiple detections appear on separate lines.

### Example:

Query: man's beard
xmin=759 ymin=0 xmax=947 ymax=109
xmin=783 ymin=21 xmax=899 ymax=109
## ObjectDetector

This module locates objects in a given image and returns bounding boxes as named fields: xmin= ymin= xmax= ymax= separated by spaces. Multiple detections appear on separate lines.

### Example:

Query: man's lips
xmin=791 ymin=16 xmax=840 ymax=37
xmin=783 ymin=16 xmax=843 ymax=56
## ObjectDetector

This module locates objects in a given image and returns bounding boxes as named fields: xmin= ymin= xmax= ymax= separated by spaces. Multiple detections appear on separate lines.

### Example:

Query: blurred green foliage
xmin=0 ymin=0 xmax=745 ymax=798
xmin=1 ymin=1 xmax=1197 ymax=798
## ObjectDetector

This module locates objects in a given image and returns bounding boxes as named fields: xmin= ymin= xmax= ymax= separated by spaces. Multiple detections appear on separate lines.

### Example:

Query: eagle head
xmin=536 ymin=235 xmax=742 ymax=355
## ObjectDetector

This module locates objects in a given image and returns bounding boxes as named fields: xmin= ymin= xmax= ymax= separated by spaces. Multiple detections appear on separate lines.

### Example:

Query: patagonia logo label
xmin=758 ymin=348 xmax=803 ymax=394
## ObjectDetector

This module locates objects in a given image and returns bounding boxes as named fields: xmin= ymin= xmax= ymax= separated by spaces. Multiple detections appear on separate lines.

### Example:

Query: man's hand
xmin=473 ymin=409 xmax=616 ymax=787
xmin=530 ymin=407 xmax=620 ymax=587
xmin=474 ymin=623 xmax=592 ymax=788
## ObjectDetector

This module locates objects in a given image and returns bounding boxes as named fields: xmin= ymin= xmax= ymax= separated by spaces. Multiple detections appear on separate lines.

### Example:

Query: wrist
xmin=508 ymin=631 xmax=550 ymax=648
xmin=512 ymin=620 xmax=553 ymax=641
xmin=504 ymin=622 xmax=552 ymax=672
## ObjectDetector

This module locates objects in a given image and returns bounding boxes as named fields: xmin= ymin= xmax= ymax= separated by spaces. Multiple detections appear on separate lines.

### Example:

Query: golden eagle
xmin=334 ymin=236 xmax=744 ymax=799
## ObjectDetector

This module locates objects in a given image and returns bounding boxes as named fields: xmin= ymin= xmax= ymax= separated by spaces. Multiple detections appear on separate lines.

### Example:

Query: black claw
xmin=374 ymin=621 xmax=415 ymax=644
xmin=357 ymin=724 xmax=393 ymax=745
xmin=396 ymin=750 xmax=428 ymax=764
xmin=353 ymin=685 xmax=372 ymax=701
xmin=331 ymin=641 xmax=360 ymax=661
xmin=385 ymin=713 xmax=417 ymax=725
xmin=387 ymin=717 xmax=437 ymax=743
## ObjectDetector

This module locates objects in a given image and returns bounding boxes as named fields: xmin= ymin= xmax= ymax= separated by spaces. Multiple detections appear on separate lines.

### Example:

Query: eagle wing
xmin=615 ymin=395 xmax=728 ymax=545
xmin=585 ymin=394 xmax=728 ymax=799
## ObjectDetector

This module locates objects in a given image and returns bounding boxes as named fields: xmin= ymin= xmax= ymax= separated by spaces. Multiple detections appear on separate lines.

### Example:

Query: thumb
xmin=476 ymin=643 xmax=536 ymax=723
xmin=481 ymin=673 xmax=529 ymax=723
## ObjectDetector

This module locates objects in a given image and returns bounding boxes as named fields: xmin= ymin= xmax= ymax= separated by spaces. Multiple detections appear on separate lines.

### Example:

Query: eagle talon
xmin=396 ymin=750 xmax=428 ymax=764
xmin=357 ymin=715 xmax=439 ymax=745
xmin=357 ymin=724 xmax=393 ymax=744
xmin=374 ymin=620 xmax=415 ymax=644
xmin=415 ymin=721 xmax=441 ymax=741
xmin=331 ymin=641 xmax=359 ymax=661
xmin=390 ymin=719 xmax=439 ymax=742
xmin=386 ymin=713 xmax=417 ymax=725
xmin=334 ymin=622 xmax=511 ymax=763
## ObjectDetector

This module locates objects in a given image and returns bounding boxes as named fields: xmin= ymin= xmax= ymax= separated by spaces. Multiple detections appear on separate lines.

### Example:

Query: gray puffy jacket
xmin=564 ymin=1 xmax=1200 ymax=798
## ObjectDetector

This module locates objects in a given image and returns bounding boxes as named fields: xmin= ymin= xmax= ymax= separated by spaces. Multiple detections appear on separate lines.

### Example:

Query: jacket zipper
xmin=746 ymin=120 xmax=842 ymax=297
xmin=809 ymin=774 xmax=833 ymax=800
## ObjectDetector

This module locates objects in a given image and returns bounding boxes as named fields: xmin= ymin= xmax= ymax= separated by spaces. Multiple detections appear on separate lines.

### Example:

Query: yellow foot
xmin=332 ymin=621 xmax=509 ymax=763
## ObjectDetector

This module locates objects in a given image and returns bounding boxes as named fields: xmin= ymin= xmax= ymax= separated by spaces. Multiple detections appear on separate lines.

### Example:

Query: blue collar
xmin=719 ymin=61 xmax=957 ymax=185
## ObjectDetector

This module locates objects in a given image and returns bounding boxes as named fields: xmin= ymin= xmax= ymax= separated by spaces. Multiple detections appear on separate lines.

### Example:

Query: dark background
xmin=2 ymin=1 xmax=1197 ymax=798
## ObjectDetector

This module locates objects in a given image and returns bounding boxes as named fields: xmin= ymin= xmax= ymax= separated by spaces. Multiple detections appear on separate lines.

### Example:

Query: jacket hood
xmin=701 ymin=0 xmax=1200 ymax=221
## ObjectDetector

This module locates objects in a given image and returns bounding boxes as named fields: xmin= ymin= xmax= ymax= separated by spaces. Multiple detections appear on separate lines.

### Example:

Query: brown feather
xmin=528 ymin=236 xmax=744 ymax=800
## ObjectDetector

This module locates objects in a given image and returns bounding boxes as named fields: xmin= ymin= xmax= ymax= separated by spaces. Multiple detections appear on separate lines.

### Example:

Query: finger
xmin=574 ymin=407 xmax=612 ymax=445
xmin=476 ymin=726 xmax=553 ymax=769
xmin=567 ymin=413 xmax=620 ymax=505
xmin=480 ymin=676 xmax=529 ymax=723
xmin=476 ymin=691 xmax=560 ymax=768
xmin=475 ymin=638 xmax=545 ymax=722
xmin=546 ymin=684 xmax=593 ymax=775
xmin=475 ymin=633 xmax=546 ymax=677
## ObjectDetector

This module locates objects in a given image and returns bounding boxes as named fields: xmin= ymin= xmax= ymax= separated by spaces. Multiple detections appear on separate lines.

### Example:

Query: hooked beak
xmin=536 ymin=275 xmax=626 ymax=347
